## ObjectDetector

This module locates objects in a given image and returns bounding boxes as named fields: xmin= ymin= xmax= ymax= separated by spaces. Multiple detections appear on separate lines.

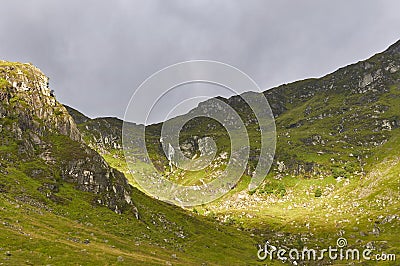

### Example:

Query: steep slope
xmin=0 ymin=61 xmax=263 ymax=265
xmin=261 ymin=40 xmax=400 ymax=177
xmin=64 ymin=107 xmax=140 ymax=185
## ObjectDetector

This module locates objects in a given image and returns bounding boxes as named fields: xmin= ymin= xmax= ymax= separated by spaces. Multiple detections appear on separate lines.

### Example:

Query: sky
xmin=1 ymin=0 xmax=400 ymax=124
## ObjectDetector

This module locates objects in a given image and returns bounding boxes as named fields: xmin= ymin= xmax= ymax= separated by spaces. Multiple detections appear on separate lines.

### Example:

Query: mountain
xmin=67 ymin=40 xmax=400 ymax=264
xmin=2 ymin=39 xmax=399 ymax=265
xmin=68 ymin=40 xmax=400 ymax=187
xmin=0 ymin=61 xmax=262 ymax=265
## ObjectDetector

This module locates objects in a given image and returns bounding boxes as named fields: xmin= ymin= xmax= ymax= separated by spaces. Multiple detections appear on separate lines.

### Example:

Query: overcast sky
xmin=1 ymin=0 xmax=400 ymax=124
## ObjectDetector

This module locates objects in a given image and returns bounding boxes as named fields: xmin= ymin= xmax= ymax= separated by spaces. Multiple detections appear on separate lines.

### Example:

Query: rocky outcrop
xmin=0 ymin=61 xmax=81 ymax=142
xmin=61 ymin=148 xmax=136 ymax=214
xmin=0 ymin=61 xmax=138 ymax=216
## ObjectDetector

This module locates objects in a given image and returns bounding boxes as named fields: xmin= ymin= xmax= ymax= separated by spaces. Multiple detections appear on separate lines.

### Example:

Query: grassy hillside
xmin=0 ymin=61 xmax=263 ymax=265
xmin=0 ymin=165 xmax=261 ymax=265
xmin=67 ymin=41 xmax=400 ymax=264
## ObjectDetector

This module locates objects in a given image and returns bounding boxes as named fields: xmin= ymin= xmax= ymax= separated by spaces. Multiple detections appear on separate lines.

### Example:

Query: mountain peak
xmin=0 ymin=60 xmax=52 ymax=97
xmin=0 ymin=60 xmax=81 ymax=142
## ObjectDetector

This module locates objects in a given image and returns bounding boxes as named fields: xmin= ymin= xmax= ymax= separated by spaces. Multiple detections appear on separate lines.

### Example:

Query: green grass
xmin=0 ymin=77 xmax=9 ymax=89
xmin=62 ymin=48 xmax=400 ymax=265
xmin=0 ymin=163 xmax=265 ymax=265
xmin=0 ymin=122 xmax=263 ymax=265
xmin=71 ymin=90 xmax=400 ymax=264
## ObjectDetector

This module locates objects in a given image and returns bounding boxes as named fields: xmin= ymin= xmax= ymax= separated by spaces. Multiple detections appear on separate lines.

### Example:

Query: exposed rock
xmin=360 ymin=73 xmax=373 ymax=88
xmin=371 ymin=224 xmax=380 ymax=236
xmin=0 ymin=61 xmax=138 ymax=217
xmin=381 ymin=214 xmax=399 ymax=224
xmin=0 ymin=61 xmax=81 ymax=142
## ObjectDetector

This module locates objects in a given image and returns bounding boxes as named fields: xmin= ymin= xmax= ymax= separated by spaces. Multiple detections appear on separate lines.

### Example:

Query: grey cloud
xmin=1 ymin=0 xmax=399 ymax=123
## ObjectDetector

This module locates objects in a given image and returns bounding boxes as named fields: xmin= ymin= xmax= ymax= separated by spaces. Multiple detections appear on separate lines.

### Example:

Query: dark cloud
xmin=1 ymin=0 xmax=400 ymax=123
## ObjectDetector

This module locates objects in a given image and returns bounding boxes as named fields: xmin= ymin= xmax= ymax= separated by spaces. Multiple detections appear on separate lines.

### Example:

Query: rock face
xmin=0 ymin=61 xmax=81 ymax=142
xmin=0 ymin=61 xmax=137 ymax=215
